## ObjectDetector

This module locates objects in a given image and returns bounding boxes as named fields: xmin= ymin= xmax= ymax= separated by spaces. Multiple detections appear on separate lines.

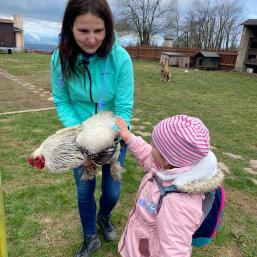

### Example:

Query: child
xmin=116 ymin=115 xmax=222 ymax=257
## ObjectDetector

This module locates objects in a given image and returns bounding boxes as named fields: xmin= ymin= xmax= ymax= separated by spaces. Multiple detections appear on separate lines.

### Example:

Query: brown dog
xmin=160 ymin=60 xmax=171 ymax=81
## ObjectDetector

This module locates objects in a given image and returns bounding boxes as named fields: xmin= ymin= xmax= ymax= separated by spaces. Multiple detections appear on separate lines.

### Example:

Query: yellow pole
xmin=0 ymin=174 xmax=8 ymax=257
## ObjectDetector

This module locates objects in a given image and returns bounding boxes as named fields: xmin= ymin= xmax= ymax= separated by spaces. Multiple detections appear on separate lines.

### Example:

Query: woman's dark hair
xmin=58 ymin=0 xmax=114 ymax=80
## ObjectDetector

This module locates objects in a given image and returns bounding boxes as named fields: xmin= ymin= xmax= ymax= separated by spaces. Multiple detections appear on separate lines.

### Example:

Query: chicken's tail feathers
xmin=110 ymin=162 xmax=124 ymax=181
xmin=81 ymin=166 xmax=98 ymax=180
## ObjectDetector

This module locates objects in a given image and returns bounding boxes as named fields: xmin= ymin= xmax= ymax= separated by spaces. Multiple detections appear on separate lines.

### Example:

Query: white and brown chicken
xmin=28 ymin=111 xmax=123 ymax=180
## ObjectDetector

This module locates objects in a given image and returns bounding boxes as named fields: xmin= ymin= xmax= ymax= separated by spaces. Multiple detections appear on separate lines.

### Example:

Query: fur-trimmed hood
xmin=155 ymin=151 xmax=224 ymax=193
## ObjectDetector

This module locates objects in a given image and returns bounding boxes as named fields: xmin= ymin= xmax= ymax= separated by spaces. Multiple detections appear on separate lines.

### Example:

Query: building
xmin=235 ymin=19 xmax=257 ymax=73
xmin=195 ymin=51 xmax=220 ymax=70
xmin=178 ymin=56 xmax=191 ymax=68
xmin=0 ymin=15 xmax=24 ymax=52
xmin=162 ymin=37 xmax=174 ymax=47
xmin=160 ymin=52 xmax=184 ymax=66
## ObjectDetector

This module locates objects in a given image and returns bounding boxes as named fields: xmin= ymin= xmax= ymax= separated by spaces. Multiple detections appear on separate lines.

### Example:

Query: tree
xmin=113 ymin=0 xmax=177 ymax=45
xmin=170 ymin=0 xmax=185 ymax=47
xmin=183 ymin=0 xmax=243 ymax=50
xmin=214 ymin=0 xmax=242 ymax=50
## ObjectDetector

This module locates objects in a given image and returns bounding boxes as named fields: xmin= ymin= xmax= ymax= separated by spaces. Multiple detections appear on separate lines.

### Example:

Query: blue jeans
xmin=73 ymin=142 xmax=127 ymax=238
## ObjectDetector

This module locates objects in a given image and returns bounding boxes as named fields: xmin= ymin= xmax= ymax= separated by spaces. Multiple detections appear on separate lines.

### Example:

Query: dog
xmin=160 ymin=60 xmax=171 ymax=81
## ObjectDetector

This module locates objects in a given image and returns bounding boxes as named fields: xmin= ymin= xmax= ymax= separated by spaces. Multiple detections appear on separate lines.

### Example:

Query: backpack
xmin=154 ymin=176 xmax=225 ymax=247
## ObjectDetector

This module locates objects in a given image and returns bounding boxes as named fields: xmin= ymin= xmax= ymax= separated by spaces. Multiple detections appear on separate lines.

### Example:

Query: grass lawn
xmin=0 ymin=53 xmax=257 ymax=257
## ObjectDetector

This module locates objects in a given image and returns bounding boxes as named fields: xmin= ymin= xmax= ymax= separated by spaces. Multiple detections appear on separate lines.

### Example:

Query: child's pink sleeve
xmin=126 ymin=134 xmax=152 ymax=171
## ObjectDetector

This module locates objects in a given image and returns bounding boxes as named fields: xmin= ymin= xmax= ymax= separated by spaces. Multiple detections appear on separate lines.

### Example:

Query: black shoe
xmin=97 ymin=215 xmax=117 ymax=241
xmin=74 ymin=234 xmax=101 ymax=257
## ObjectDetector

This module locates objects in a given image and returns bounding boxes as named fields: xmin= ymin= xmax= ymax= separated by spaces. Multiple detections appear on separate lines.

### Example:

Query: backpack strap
xmin=202 ymin=191 xmax=215 ymax=219
xmin=153 ymin=175 xmax=180 ymax=213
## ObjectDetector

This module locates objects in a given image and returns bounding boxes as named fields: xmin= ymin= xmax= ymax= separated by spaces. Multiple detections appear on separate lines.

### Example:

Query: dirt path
xmin=0 ymin=69 xmax=54 ymax=113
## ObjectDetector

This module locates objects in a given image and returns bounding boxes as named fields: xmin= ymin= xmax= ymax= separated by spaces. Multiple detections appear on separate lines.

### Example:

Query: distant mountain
xmin=24 ymin=31 xmax=58 ymax=51
xmin=23 ymin=32 xmax=161 ymax=52
xmin=24 ymin=42 xmax=57 ymax=52
xmin=24 ymin=32 xmax=41 ymax=43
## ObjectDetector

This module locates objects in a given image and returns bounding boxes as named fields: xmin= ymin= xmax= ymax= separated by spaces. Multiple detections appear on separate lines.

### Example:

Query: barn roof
xmin=13 ymin=26 xmax=23 ymax=32
xmin=241 ymin=19 xmax=257 ymax=26
xmin=164 ymin=37 xmax=174 ymax=40
xmin=162 ymin=52 xmax=184 ymax=57
xmin=195 ymin=51 xmax=220 ymax=58
xmin=0 ymin=18 xmax=14 ymax=24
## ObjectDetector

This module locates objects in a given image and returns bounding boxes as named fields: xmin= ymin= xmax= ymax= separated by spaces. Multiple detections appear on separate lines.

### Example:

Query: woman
xmin=50 ymin=0 xmax=134 ymax=256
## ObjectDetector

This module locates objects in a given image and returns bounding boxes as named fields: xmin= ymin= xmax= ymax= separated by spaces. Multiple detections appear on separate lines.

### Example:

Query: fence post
xmin=0 ymin=175 xmax=8 ymax=257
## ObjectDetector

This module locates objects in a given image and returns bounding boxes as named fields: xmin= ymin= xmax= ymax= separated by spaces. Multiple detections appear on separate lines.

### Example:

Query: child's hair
xmin=152 ymin=115 xmax=210 ymax=167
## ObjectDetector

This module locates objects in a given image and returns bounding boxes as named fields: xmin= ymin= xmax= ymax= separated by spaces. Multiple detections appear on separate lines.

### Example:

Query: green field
xmin=0 ymin=53 xmax=256 ymax=257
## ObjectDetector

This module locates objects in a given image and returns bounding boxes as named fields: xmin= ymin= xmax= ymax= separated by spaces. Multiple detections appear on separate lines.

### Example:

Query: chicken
xmin=28 ymin=111 xmax=123 ymax=180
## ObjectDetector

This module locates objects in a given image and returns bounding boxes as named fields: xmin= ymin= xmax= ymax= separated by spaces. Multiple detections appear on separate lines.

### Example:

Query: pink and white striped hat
xmin=152 ymin=115 xmax=210 ymax=167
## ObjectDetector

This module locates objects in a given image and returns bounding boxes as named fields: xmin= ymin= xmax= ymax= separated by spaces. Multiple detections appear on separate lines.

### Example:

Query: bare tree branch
xmin=114 ymin=0 xmax=177 ymax=45
xmin=181 ymin=0 xmax=243 ymax=50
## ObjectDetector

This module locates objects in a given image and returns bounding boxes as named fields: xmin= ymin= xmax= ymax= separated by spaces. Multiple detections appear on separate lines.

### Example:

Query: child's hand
xmin=115 ymin=117 xmax=132 ymax=142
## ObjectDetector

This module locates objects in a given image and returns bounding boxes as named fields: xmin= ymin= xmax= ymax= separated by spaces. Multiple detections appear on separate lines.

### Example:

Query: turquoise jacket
xmin=50 ymin=38 xmax=134 ymax=128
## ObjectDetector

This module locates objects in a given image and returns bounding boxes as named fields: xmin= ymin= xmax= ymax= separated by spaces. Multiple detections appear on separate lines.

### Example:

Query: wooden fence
xmin=25 ymin=45 xmax=238 ymax=70
xmin=125 ymin=46 xmax=238 ymax=70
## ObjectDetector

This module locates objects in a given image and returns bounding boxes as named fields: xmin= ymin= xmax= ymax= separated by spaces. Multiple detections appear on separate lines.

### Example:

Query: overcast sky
xmin=0 ymin=0 xmax=257 ymax=45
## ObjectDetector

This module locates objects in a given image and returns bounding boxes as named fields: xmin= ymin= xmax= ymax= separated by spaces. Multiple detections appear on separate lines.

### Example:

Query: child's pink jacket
xmin=118 ymin=135 xmax=204 ymax=257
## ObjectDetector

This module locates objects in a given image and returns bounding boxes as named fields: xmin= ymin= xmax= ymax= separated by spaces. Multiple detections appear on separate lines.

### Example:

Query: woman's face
xmin=72 ymin=12 xmax=106 ymax=54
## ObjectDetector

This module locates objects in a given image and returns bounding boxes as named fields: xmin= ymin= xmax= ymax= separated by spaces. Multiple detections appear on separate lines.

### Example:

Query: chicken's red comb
xmin=34 ymin=155 xmax=45 ymax=169
xmin=27 ymin=155 xmax=45 ymax=170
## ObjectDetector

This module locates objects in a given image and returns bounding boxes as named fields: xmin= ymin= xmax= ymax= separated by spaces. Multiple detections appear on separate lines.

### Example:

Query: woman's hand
xmin=115 ymin=117 xmax=132 ymax=142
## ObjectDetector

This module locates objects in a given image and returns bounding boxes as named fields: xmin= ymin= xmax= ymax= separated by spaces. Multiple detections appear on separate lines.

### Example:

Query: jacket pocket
xmin=139 ymin=238 xmax=150 ymax=257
